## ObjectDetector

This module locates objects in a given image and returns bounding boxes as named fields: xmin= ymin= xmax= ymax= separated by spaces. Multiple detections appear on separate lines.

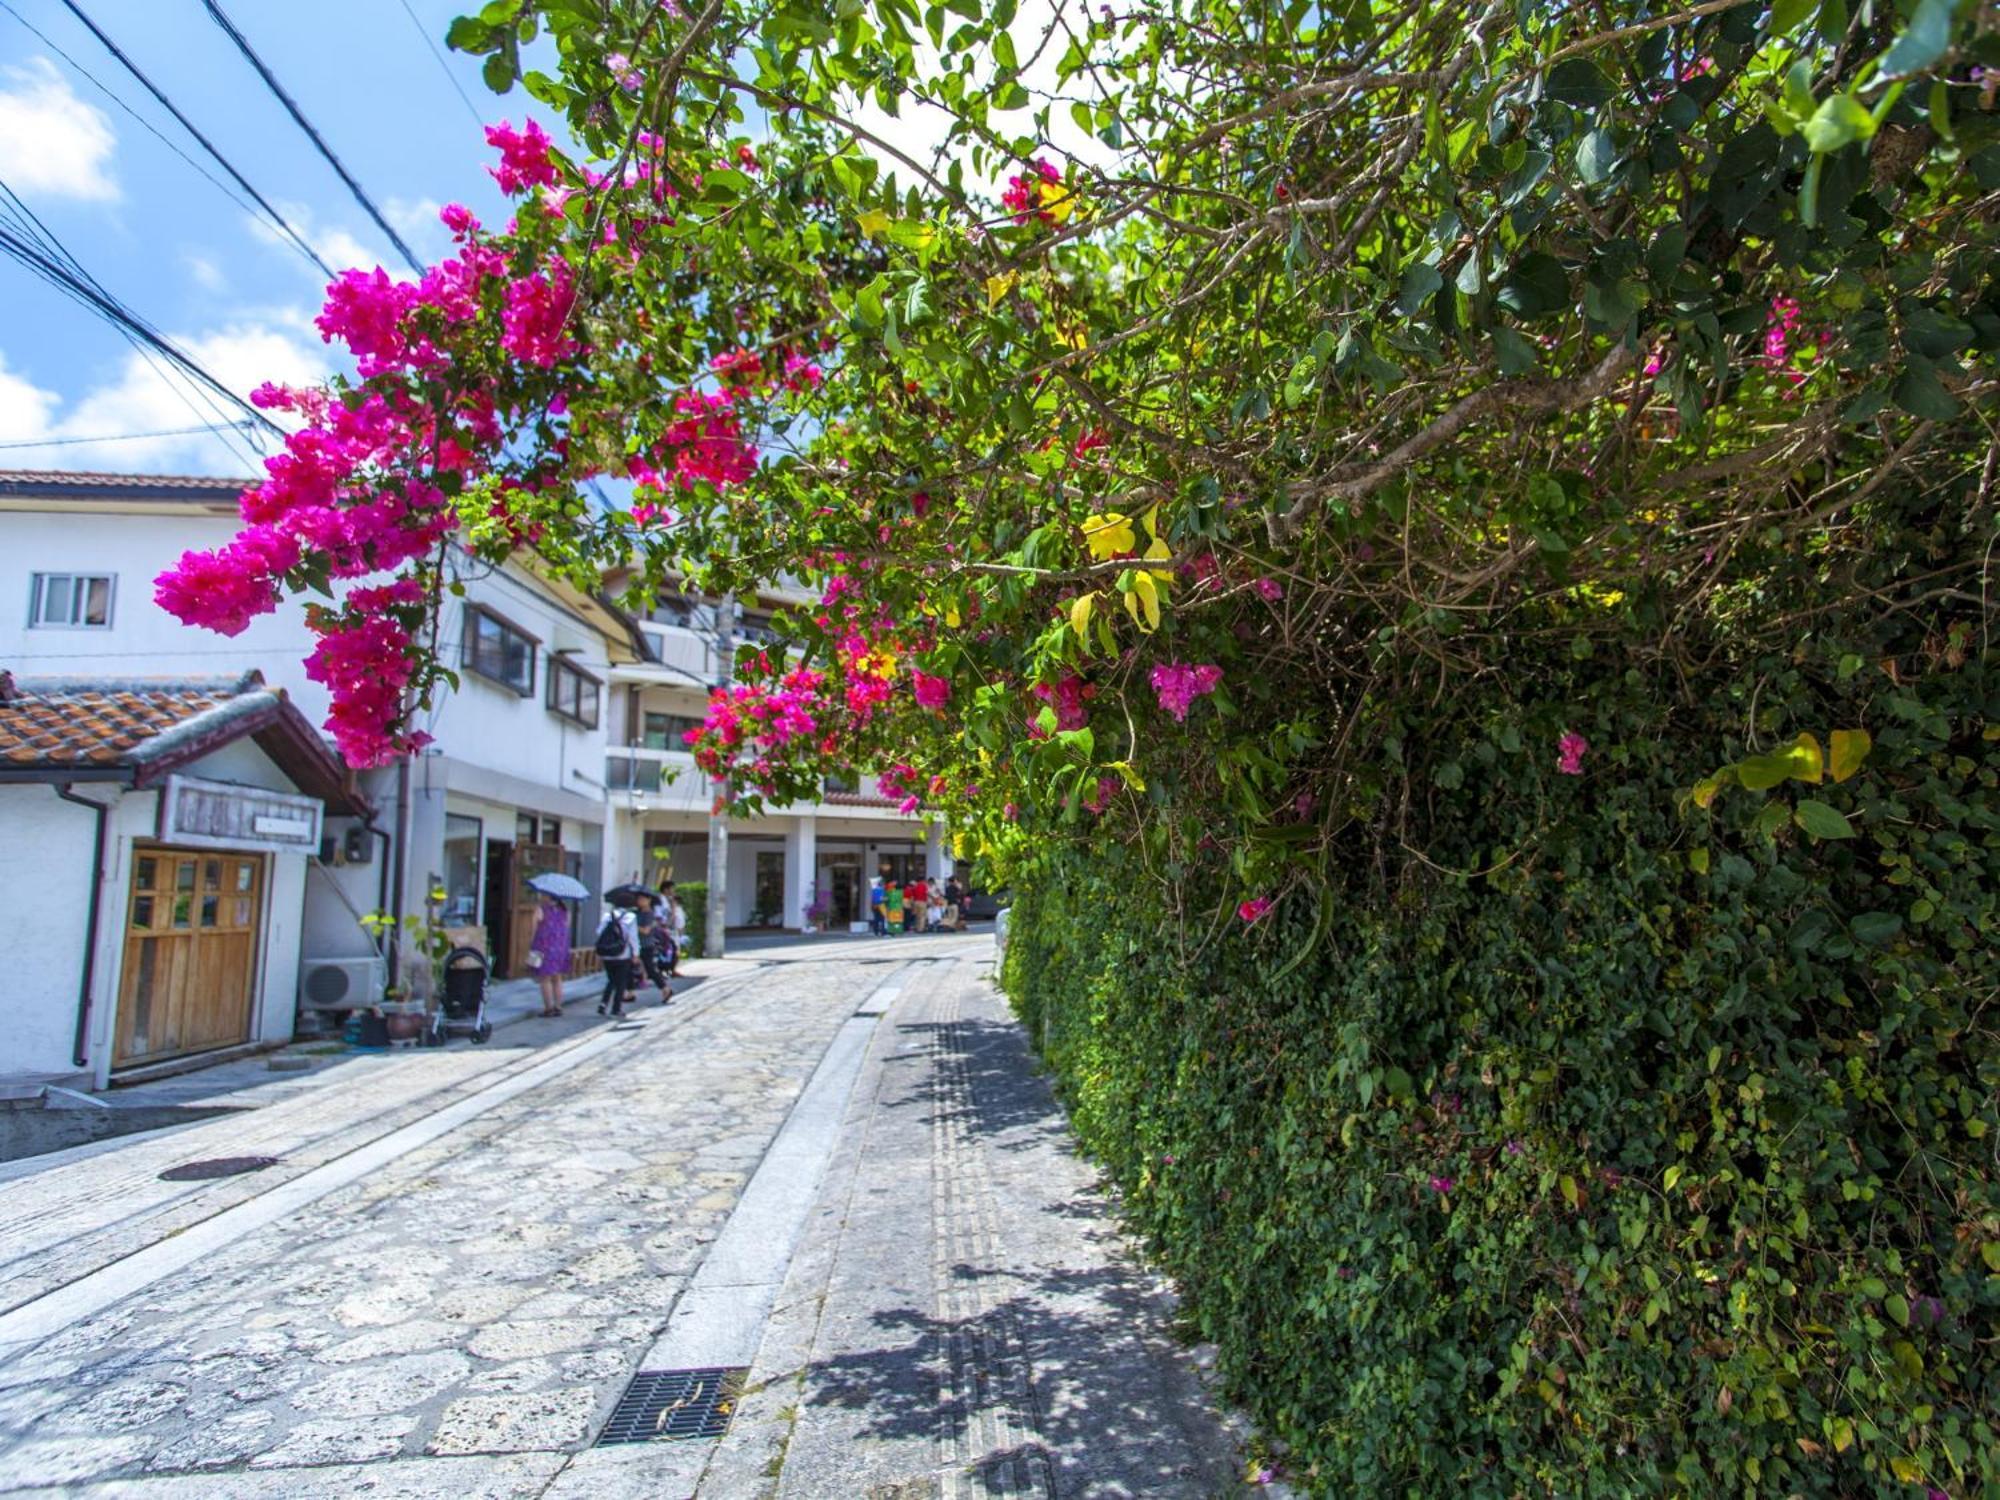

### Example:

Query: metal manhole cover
xmin=158 ymin=1155 xmax=279 ymax=1182
xmin=597 ymin=1367 xmax=747 ymax=1444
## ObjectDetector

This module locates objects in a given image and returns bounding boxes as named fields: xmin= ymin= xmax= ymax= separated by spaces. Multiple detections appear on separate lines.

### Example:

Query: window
xmin=648 ymin=594 xmax=698 ymax=629
xmin=29 ymin=573 xmax=114 ymax=629
xmin=464 ymin=606 xmax=536 ymax=696
xmin=737 ymin=610 xmax=780 ymax=646
xmin=547 ymin=656 xmax=601 ymax=727
xmin=607 ymin=756 xmax=664 ymax=792
xmin=441 ymin=815 xmax=481 ymax=926
xmin=642 ymin=710 xmax=705 ymax=750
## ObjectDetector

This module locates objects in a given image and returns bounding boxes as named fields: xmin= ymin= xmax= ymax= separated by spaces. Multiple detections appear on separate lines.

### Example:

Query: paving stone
xmin=290 ymin=1351 xmax=473 ymax=1418
xmin=465 ymin=1319 xmax=601 ymax=1362
xmin=425 ymin=1387 xmax=599 ymax=1454
xmin=0 ymin=1434 xmax=153 ymax=1489
xmin=247 ymin=1413 xmax=417 ymax=1468
xmin=319 ymin=1320 xmax=462 ymax=1363
xmin=540 ymin=1438 xmax=714 ymax=1499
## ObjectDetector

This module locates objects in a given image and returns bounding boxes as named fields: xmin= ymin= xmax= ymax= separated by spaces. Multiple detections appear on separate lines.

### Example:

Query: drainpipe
xmin=55 ymin=784 xmax=111 ymax=1070
xmin=389 ymin=757 xmax=412 ymax=997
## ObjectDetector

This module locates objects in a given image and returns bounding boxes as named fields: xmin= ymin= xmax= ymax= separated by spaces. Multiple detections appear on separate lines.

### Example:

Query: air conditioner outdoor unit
xmin=299 ymin=956 xmax=385 ymax=1011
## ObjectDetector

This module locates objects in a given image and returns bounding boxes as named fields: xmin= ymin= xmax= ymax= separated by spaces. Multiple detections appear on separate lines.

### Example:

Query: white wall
xmin=0 ymin=511 xmax=335 ymax=723
xmin=0 ymin=785 xmax=102 ymax=1084
xmin=1 ymin=735 xmax=327 ymax=1087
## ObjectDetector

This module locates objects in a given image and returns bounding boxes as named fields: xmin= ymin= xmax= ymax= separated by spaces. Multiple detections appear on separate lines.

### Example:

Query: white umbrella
xmin=527 ymin=872 xmax=589 ymax=900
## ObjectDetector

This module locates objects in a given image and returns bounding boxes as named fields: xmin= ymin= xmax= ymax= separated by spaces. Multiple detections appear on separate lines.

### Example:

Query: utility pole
xmin=703 ymin=593 xmax=735 ymax=959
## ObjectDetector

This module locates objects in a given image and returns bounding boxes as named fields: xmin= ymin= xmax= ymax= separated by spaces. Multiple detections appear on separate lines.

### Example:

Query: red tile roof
xmin=0 ymin=673 xmax=264 ymax=768
xmin=0 ymin=471 xmax=250 ymax=504
xmin=0 ymin=671 xmax=371 ymax=815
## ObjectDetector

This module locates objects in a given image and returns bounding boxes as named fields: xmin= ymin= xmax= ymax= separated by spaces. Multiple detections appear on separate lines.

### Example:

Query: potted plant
xmin=361 ymin=887 xmax=455 ymax=1042
xmin=802 ymin=884 xmax=832 ymax=933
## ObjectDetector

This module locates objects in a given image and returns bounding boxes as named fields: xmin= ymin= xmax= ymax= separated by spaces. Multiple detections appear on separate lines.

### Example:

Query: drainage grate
xmin=597 ymin=1367 xmax=747 ymax=1445
xmin=158 ymin=1155 xmax=278 ymax=1182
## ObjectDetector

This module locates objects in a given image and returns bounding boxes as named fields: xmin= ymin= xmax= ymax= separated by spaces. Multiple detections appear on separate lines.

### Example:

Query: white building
xmin=0 ymin=670 xmax=370 ymax=1090
xmin=0 ymin=469 xmax=945 ymax=1082
xmin=606 ymin=588 xmax=949 ymax=932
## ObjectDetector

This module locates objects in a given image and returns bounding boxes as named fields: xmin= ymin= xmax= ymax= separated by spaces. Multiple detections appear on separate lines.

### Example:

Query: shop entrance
xmin=816 ymin=851 xmax=863 ymax=926
xmin=115 ymin=847 xmax=264 ymax=1069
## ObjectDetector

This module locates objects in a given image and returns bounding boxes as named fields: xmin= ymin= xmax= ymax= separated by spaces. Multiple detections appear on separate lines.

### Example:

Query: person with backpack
xmin=633 ymin=891 xmax=673 ymax=1006
xmin=595 ymin=903 xmax=640 ymax=1015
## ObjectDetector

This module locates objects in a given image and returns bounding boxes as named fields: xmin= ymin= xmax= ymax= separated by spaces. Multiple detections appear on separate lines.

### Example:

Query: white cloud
xmin=183 ymin=253 xmax=226 ymax=292
xmin=246 ymin=201 xmax=393 ymax=281
xmin=382 ymin=200 xmax=446 ymax=258
xmin=0 ymin=318 xmax=329 ymax=477
xmin=0 ymin=58 xmax=118 ymax=203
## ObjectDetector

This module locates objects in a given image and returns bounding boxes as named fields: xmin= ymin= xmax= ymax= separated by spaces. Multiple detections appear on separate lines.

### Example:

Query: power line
xmin=201 ymin=0 xmax=425 ymax=275
xmin=48 ymin=0 xmax=334 ymax=280
xmin=394 ymin=0 xmax=486 ymax=129
xmin=0 ymin=421 xmax=262 ymax=451
xmin=0 ymin=177 xmax=273 ymax=468
xmin=0 ymin=0 xmax=267 ymax=242
xmin=0 ymin=217 xmax=282 ymax=440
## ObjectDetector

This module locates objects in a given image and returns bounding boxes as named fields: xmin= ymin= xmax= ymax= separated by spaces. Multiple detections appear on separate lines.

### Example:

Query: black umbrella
xmin=605 ymin=883 xmax=659 ymax=908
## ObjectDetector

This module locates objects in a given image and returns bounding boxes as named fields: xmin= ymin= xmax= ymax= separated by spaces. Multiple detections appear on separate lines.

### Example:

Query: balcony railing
xmin=605 ymin=746 xmax=692 ymax=793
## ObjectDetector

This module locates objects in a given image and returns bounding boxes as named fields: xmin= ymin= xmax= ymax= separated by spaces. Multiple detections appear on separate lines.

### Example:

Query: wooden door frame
xmin=113 ymin=842 xmax=269 ymax=1071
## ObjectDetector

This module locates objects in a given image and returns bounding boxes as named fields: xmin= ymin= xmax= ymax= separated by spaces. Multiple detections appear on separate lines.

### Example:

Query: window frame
xmin=29 ymin=572 xmax=116 ymax=630
xmin=641 ymin=709 xmax=706 ymax=750
xmin=462 ymin=604 xmax=538 ymax=697
xmin=545 ymin=654 xmax=601 ymax=728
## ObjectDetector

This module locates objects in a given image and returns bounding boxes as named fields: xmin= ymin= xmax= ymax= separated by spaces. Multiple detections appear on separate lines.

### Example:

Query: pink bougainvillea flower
xmin=1557 ymin=730 xmax=1588 ymax=775
xmin=1150 ymin=662 xmax=1223 ymax=722
xmin=485 ymin=118 xmax=558 ymax=196
xmin=1238 ymin=897 xmax=1272 ymax=924
xmin=911 ymin=670 xmax=950 ymax=710
xmin=1251 ymin=577 xmax=1283 ymax=602
xmin=1428 ymin=1175 xmax=1455 ymax=1194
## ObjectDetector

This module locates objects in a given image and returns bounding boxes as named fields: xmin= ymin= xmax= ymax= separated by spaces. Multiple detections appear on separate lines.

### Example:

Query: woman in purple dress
xmin=526 ymin=892 xmax=571 ymax=1017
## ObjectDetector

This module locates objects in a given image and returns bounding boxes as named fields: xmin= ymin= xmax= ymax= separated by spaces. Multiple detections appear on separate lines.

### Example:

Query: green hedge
xmin=1001 ymin=647 xmax=1999 ymax=1497
xmin=676 ymin=881 xmax=707 ymax=959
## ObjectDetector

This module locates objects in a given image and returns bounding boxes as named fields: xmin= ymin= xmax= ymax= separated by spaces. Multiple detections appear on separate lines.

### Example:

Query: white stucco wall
xmin=0 ymin=785 xmax=102 ymax=1084
xmin=0 ymin=511 xmax=336 ymax=724
xmin=0 ymin=737 xmax=322 ymax=1087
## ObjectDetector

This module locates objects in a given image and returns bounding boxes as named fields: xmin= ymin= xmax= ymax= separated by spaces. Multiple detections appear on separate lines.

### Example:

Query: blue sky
xmin=0 ymin=0 xmax=556 ymax=478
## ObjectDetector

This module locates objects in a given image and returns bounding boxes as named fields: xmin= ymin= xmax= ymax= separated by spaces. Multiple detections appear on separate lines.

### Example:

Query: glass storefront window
xmin=753 ymin=851 xmax=786 ymax=926
xmin=442 ymin=815 xmax=482 ymax=926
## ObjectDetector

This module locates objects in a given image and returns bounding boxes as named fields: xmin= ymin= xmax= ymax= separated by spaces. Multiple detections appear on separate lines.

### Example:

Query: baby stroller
xmin=426 ymin=946 xmax=494 ymax=1045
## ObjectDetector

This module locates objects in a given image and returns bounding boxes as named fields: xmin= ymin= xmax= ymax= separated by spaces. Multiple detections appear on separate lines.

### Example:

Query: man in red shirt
xmin=906 ymin=877 xmax=928 ymax=932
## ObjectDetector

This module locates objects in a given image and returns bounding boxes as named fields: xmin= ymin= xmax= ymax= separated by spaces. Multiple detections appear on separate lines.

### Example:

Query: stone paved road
xmin=0 ymin=947 xmax=1249 ymax=1498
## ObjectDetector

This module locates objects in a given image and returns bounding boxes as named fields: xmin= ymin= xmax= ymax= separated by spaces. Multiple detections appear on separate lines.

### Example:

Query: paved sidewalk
xmin=0 ymin=951 xmax=1247 ymax=1497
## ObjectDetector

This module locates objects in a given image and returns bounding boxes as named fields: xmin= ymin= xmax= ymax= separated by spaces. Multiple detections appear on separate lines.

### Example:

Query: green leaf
xmin=1876 ymin=0 xmax=1961 ymax=80
xmin=1851 ymin=910 xmax=1904 ymax=945
xmin=1491 ymin=327 xmax=1537 ymax=376
xmin=1496 ymin=253 xmax=1569 ymax=319
xmin=1770 ymin=0 xmax=1817 ymax=33
xmin=1547 ymin=58 xmax=1615 ymax=109
xmin=1891 ymin=361 xmax=1961 ymax=419
xmin=1794 ymin=800 xmax=1856 ymax=839
xmin=1801 ymin=94 xmax=1878 ymax=154
xmin=1737 ymin=753 xmax=1796 ymax=790
xmin=1576 ymin=129 xmax=1618 ymax=185
xmin=1397 ymin=261 xmax=1443 ymax=315
xmin=1829 ymin=729 xmax=1871 ymax=783
xmin=445 ymin=16 xmax=496 ymax=51
xmin=482 ymin=49 xmax=518 ymax=93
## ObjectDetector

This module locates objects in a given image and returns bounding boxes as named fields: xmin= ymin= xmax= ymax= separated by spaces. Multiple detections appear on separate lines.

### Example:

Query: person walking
xmin=868 ymin=873 xmax=887 ymax=936
xmin=595 ymin=902 xmax=640 ymax=1015
xmin=525 ymin=892 xmax=571 ymax=1017
xmin=662 ymin=882 xmax=688 ymax=975
xmin=884 ymin=879 xmax=904 ymax=935
xmin=907 ymin=876 xmax=928 ymax=933
xmin=634 ymin=891 xmax=673 ymax=1005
